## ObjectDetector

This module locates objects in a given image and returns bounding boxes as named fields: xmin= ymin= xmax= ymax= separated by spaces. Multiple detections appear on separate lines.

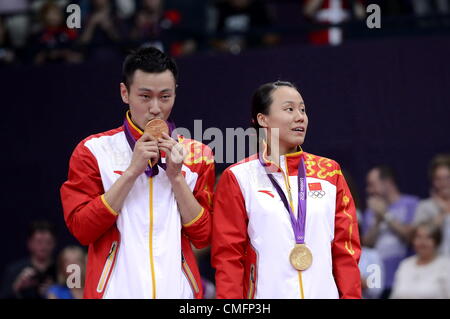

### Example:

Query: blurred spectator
xmin=413 ymin=154 xmax=450 ymax=256
xmin=412 ymin=0 xmax=450 ymax=17
xmin=32 ymin=1 xmax=82 ymax=65
xmin=302 ymin=0 xmax=366 ymax=46
xmin=369 ymin=0 xmax=412 ymax=17
xmin=0 ymin=221 xmax=57 ymax=299
xmin=0 ymin=16 xmax=15 ymax=64
xmin=130 ymin=0 xmax=165 ymax=51
xmin=411 ymin=0 xmax=450 ymax=28
xmin=129 ymin=0 xmax=196 ymax=57
xmin=390 ymin=222 xmax=450 ymax=298
xmin=344 ymin=168 xmax=385 ymax=299
xmin=79 ymin=0 xmax=121 ymax=47
xmin=358 ymin=217 xmax=385 ymax=299
xmin=209 ymin=0 xmax=278 ymax=54
xmin=362 ymin=165 xmax=419 ymax=298
xmin=115 ymin=0 xmax=136 ymax=20
xmin=47 ymin=246 xmax=86 ymax=299
xmin=0 ymin=0 xmax=30 ymax=49
xmin=0 ymin=0 xmax=28 ymax=15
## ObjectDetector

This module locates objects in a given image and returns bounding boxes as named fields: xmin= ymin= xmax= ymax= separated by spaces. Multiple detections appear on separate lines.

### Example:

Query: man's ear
xmin=120 ymin=83 xmax=129 ymax=104
xmin=257 ymin=113 xmax=268 ymax=128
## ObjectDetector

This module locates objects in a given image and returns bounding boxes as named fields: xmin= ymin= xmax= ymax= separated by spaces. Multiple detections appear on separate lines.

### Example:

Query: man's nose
xmin=149 ymin=98 xmax=162 ymax=116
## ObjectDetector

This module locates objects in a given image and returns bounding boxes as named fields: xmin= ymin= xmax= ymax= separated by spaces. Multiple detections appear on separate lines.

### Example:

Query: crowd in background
xmin=1 ymin=0 xmax=449 ymax=301
xmin=1 ymin=0 xmax=450 ymax=65
xmin=1 ymin=153 xmax=450 ymax=299
xmin=357 ymin=154 xmax=450 ymax=299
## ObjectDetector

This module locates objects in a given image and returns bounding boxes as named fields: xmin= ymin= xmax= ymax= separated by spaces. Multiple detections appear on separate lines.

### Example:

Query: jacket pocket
xmin=96 ymin=241 xmax=118 ymax=293
xmin=181 ymin=253 xmax=200 ymax=295
xmin=247 ymin=264 xmax=256 ymax=299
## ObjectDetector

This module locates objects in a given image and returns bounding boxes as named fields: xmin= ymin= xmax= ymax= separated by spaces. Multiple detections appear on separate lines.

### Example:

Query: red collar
xmin=125 ymin=111 xmax=144 ymax=141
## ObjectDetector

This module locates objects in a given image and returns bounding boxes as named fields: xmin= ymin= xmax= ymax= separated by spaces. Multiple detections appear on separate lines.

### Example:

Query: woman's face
xmin=413 ymin=226 xmax=437 ymax=259
xmin=258 ymin=86 xmax=308 ymax=152
xmin=433 ymin=166 xmax=450 ymax=199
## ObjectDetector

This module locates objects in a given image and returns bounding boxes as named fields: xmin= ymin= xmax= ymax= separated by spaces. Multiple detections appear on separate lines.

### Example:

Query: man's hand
xmin=157 ymin=132 xmax=204 ymax=225
xmin=13 ymin=267 xmax=38 ymax=294
xmin=126 ymin=133 xmax=159 ymax=178
xmin=367 ymin=196 xmax=387 ymax=222
xmin=157 ymin=132 xmax=187 ymax=181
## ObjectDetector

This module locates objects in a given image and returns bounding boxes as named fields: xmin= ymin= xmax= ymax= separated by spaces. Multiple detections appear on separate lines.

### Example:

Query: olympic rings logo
xmin=308 ymin=190 xmax=326 ymax=199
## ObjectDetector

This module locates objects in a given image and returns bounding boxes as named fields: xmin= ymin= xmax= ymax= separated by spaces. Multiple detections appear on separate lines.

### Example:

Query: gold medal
xmin=144 ymin=119 xmax=169 ymax=167
xmin=289 ymin=244 xmax=313 ymax=271
xmin=144 ymin=118 xmax=169 ymax=140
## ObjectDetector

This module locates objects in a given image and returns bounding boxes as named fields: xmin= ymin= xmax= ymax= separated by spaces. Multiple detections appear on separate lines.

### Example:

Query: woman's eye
xmin=142 ymin=95 xmax=150 ymax=99
xmin=286 ymin=107 xmax=293 ymax=112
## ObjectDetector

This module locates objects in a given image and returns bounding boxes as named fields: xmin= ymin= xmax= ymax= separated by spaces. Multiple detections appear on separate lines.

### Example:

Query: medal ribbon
xmin=258 ymin=152 xmax=307 ymax=245
xmin=123 ymin=114 xmax=176 ymax=177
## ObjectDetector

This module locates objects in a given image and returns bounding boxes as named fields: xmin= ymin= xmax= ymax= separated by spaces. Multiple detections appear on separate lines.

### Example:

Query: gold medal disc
xmin=144 ymin=119 xmax=169 ymax=140
xmin=289 ymin=244 xmax=313 ymax=271
xmin=144 ymin=119 xmax=169 ymax=166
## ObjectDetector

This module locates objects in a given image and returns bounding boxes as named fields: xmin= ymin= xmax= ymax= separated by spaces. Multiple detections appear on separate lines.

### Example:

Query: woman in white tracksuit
xmin=212 ymin=81 xmax=362 ymax=299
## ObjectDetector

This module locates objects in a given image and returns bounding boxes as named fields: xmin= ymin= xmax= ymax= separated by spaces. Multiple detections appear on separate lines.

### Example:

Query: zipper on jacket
xmin=247 ymin=264 xmax=256 ymax=299
xmin=149 ymin=177 xmax=156 ymax=299
xmin=181 ymin=253 xmax=199 ymax=294
xmin=96 ymin=241 xmax=118 ymax=293
xmin=298 ymin=271 xmax=305 ymax=299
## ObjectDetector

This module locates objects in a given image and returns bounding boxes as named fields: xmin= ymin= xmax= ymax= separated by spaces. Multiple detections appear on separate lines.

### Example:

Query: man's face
xmin=28 ymin=231 xmax=56 ymax=261
xmin=366 ymin=168 xmax=386 ymax=198
xmin=433 ymin=166 xmax=450 ymax=199
xmin=120 ymin=69 xmax=176 ymax=130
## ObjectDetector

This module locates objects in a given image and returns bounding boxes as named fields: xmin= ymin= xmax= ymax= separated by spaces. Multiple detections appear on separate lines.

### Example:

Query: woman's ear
xmin=257 ymin=113 xmax=268 ymax=128
xmin=120 ymin=82 xmax=129 ymax=104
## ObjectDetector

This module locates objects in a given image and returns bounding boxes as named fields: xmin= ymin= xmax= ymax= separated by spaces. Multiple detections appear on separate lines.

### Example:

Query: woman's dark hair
xmin=122 ymin=47 xmax=178 ymax=89
xmin=413 ymin=221 xmax=443 ymax=248
xmin=251 ymin=80 xmax=297 ymax=130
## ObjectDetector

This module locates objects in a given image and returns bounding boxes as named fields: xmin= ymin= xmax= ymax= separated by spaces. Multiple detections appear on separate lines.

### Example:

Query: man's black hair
xmin=27 ymin=220 xmax=57 ymax=240
xmin=122 ymin=47 xmax=178 ymax=89
xmin=373 ymin=165 xmax=398 ymax=186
